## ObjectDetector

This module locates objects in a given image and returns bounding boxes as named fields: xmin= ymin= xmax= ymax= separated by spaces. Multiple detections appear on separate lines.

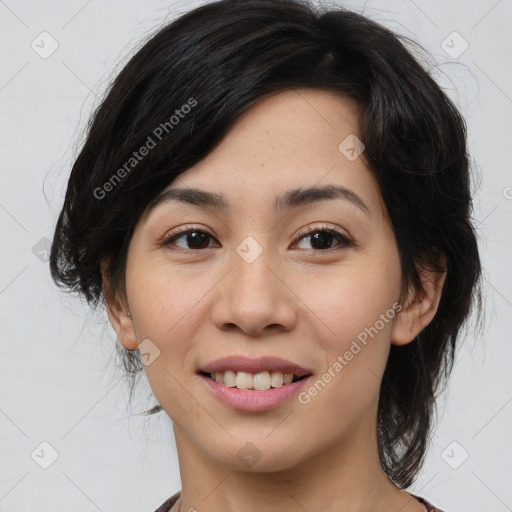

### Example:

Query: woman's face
xmin=119 ymin=89 xmax=405 ymax=471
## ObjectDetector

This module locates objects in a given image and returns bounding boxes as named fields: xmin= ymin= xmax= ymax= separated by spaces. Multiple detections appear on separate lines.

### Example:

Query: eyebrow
xmin=146 ymin=184 xmax=370 ymax=217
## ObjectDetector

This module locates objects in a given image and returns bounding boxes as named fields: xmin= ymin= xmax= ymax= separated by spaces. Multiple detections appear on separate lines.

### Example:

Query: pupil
xmin=311 ymin=231 xmax=333 ymax=250
xmin=187 ymin=231 xmax=209 ymax=249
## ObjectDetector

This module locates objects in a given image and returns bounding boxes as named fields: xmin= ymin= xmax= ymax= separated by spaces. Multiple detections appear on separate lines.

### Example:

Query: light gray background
xmin=1 ymin=1 xmax=511 ymax=511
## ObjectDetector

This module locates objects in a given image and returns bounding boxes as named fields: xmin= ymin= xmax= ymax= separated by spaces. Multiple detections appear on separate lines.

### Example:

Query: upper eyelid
xmin=162 ymin=223 xmax=352 ymax=247
xmin=295 ymin=223 xmax=349 ymax=238
xmin=164 ymin=223 xmax=346 ymax=238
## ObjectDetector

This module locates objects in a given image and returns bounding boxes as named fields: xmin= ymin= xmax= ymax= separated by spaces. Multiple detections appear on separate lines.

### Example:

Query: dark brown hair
xmin=49 ymin=0 xmax=483 ymax=488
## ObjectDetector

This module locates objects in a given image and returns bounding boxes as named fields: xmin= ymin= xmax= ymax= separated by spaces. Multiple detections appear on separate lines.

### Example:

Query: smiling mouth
xmin=199 ymin=370 xmax=311 ymax=391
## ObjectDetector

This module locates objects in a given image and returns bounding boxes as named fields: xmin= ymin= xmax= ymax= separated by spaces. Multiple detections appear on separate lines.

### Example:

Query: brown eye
xmin=162 ymin=229 xmax=218 ymax=251
xmin=293 ymin=225 xmax=353 ymax=252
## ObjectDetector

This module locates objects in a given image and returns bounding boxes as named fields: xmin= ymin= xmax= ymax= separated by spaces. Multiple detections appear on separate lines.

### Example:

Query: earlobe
xmin=105 ymin=299 xmax=139 ymax=351
xmin=391 ymin=262 xmax=447 ymax=347
xmin=100 ymin=259 xmax=138 ymax=351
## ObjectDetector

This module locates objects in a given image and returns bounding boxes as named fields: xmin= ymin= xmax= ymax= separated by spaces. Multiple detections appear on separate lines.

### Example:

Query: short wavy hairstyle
xmin=50 ymin=0 xmax=483 ymax=488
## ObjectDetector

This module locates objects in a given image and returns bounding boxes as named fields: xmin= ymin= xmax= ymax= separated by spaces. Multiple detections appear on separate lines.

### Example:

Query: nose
xmin=210 ymin=240 xmax=298 ymax=337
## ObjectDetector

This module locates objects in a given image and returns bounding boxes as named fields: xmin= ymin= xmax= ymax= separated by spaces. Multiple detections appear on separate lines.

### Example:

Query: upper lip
xmin=199 ymin=356 xmax=313 ymax=377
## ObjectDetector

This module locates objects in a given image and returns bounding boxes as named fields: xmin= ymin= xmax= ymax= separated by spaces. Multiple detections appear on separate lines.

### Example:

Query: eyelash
xmin=160 ymin=223 xmax=354 ymax=254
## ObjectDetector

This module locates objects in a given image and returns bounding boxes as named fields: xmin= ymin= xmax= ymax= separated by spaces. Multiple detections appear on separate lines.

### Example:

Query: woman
xmin=50 ymin=1 xmax=482 ymax=510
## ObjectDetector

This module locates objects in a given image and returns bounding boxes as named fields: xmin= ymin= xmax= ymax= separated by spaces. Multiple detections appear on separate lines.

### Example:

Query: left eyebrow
xmin=145 ymin=184 xmax=370 ymax=217
xmin=274 ymin=184 xmax=370 ymax=215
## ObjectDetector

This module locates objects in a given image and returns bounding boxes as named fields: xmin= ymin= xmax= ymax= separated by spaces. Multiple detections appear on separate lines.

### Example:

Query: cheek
xmin=123 ymin=253 xmax=215 ymax=396
xmin=300 ymin=255 xmax=400 ymax=409
xmin=125 ymin=251 xmax=202 ymax=338
xmin=308 ymin=256 xmax=401 ymax=345
xmin=124 ymin=261 xmax=202 ymax=422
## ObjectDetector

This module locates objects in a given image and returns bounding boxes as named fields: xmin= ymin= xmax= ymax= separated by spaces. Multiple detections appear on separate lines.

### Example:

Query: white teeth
xmin=223 ymin=370 xmax=236 ymax=387
xmin=253 ymin=372 xmax=271 ymax=390
xmin=209 ymin=370 xmax=301 ymax=390
xmin=235 ymin=371 xmax=253 ymax=389
xmin=271 ymin=372 xmax=284 ymax=387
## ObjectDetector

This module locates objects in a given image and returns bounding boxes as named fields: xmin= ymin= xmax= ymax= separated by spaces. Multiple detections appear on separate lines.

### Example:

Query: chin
xmin=206 ymin=436 xmax=308 ymax=473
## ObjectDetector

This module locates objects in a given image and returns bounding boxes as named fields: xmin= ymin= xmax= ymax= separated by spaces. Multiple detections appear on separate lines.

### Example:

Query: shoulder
xmin=154 ymin=490 xmax=181 ymax=512
xmin=154 ymin=491 xmax=446 ymax=512
xmin=414 ymin=494 xmax=447 ymax=512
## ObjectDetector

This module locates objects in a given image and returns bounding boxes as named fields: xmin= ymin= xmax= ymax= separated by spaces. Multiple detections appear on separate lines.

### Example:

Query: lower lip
xmin=199 ymin=374 xmax=311 ymax=411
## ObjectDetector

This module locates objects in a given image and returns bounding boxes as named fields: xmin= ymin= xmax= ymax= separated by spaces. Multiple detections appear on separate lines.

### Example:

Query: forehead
xmin=215 ymin=88 xmax=362 ymax=161
xmin=148 ymin=89 xmax=388 ymax=222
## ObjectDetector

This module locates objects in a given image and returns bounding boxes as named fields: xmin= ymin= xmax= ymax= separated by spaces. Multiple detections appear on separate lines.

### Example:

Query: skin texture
xmin=103 ymin=89 xmax=445 ymax=512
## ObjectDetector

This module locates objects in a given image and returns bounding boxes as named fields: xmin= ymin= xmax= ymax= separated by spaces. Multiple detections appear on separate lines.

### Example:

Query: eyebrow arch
xmin=146 ymin=184 xmax=370 ymax=217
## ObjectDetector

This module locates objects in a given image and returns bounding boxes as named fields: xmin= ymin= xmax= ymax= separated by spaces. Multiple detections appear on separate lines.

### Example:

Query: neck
xmin=171 ymin=412 xmax=423 ymax=512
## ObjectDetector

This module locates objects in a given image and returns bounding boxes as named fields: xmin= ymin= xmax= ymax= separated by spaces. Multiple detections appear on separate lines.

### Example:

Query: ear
xmin=391 ymin=255 xmax=447 ymax=346
xmin=100 ymin=259 xmax=138 ymax=351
